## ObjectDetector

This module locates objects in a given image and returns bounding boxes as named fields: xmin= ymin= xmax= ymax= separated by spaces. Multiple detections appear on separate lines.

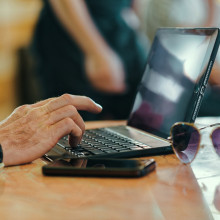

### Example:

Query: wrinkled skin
xmin=0 ymin=94 xmax=102 ymax=166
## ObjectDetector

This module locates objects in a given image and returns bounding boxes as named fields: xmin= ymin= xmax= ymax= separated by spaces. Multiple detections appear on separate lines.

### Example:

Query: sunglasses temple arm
xmin=167 ymin=137 xmax=173 ymax=144
xmin=199 ymin=123 xmax=220 ymax=131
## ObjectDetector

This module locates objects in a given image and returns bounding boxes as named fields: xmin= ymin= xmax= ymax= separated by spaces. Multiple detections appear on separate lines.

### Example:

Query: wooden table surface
xmin=0 ymin=120 xmax=219 ymax=220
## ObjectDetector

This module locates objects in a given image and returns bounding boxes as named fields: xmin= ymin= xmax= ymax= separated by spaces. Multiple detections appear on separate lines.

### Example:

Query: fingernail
xmin=95 ymin=103 xmax=103 ymax=109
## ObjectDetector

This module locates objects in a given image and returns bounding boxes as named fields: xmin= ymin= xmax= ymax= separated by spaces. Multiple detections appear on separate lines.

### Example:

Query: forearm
xmin=132 ymin=0 xmax=139 ymax=14
xmin=49 ymin=0 xmax=110 ymax=56
xmin=205 ymin=0 xmax=215 ymax=26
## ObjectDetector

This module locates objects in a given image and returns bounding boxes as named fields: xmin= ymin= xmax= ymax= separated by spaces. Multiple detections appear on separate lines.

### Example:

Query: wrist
xmin=84 ymin=41 xmax=112 ymax=58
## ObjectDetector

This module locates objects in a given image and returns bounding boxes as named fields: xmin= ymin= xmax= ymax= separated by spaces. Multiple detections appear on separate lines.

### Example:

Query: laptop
xmin=45 ymin=27 xmax=220 ymax=161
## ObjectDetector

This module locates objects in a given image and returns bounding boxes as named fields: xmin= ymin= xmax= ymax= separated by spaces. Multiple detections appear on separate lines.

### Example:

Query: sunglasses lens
xmin=211 ymin=128 xmax=220 ymax=157
xmin=171 ymin=124 xmax=200 ymax=164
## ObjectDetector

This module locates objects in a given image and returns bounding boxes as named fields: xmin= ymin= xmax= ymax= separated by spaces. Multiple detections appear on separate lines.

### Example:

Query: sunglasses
xmin=169 ymin=122 xmax=220 ymax=164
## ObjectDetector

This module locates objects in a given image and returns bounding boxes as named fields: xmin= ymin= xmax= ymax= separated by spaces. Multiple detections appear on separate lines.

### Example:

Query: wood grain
xmin=0 ymin=121 xmax=214 ymax=220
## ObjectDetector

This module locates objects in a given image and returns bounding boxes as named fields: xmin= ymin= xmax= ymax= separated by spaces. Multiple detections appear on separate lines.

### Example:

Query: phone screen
xmin=42 ymin=158 xmax=156 ymax=177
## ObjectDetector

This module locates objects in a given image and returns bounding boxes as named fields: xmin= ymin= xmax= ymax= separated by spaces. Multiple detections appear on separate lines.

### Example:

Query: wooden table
xmin=0 ymin=120 xmax=219 ymax=220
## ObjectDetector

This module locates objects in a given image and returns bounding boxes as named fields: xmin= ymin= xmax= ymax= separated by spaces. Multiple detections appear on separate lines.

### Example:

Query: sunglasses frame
xmin=168 ymin=122 xmax=220 ymax=164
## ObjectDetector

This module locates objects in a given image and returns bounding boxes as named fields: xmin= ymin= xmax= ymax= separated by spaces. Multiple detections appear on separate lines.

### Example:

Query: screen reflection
xmin=128 ymin=29 xmax=218 ymax=138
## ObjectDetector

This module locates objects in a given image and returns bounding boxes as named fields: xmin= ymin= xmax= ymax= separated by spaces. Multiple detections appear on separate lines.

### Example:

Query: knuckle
xmin=27 ymin=108 xmax=40 ymax=119
xmin=64 ymin=117 xmax=74 ymax=127
xmin=14 ymin=105 xmax=31 ymax=118
xmin=64 ymin=118 xmax=83 ymax=137
xmin=16 ymin=104 xmax=30 ymax=113
xmin=61 ymin=93 xmax=72 ymax=102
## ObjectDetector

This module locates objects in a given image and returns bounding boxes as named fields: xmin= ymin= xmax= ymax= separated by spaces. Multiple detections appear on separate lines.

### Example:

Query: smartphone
xmin=42 ymin=158 xmax=156 ymax=178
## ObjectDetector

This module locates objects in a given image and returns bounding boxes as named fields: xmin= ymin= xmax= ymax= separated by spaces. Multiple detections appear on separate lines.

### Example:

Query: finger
xmin=64 ymin=95 xmax=102 ymax=113
xmin=69 ymin=127 xmax=82 ymax=147
xmin=51 ymin=118 xmax=82 ymax=147
xmin=48 ymin=105 xmax=85 ymax=134
xmin=31 ymin=97 xmax=55 ymax=108
xmin=43 ymin=94 xmax=102 ymax=114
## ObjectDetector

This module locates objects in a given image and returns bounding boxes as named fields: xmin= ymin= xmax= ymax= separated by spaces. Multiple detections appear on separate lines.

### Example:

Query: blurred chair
xmin=16 ymin=47 xmax=42 ymax=105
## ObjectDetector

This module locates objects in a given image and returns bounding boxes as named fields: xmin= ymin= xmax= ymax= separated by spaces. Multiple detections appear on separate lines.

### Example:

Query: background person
xmin=143 ymin=0 xmax=220 ymax=116
xmin=30 ymin=0 xmax=148 ymax=121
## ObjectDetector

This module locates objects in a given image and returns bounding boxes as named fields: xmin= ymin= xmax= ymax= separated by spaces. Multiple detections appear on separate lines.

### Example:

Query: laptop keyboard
xmin=56 ymin=128 xmax=150 ymax=158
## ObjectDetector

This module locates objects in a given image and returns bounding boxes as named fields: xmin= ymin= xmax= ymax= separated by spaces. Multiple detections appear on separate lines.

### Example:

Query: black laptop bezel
xmin=127 ymin=27 xmax=220 ymax=139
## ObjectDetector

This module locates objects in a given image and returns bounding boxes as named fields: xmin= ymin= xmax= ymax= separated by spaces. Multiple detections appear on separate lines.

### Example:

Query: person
xmin=0 ymin=94 xmax=102 ymax=167
xmin=144 ymin=0 xmax=216 ymax=43
xmin=30 ymin=0 xmax=148 ymax=121
xmin=143 ymin=0 xmax=220 ymax=116
xmin=214 ymin=184 xmax=220 ymax=211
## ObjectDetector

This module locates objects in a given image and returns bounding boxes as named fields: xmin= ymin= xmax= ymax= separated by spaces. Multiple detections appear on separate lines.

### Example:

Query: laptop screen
xmin=128 ymin=28 xmax=219 ymax=139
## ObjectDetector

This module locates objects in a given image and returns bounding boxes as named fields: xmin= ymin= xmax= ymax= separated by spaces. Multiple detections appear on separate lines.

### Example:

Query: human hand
xmin=0 ymin=94 xmax=102 ymax=166
xmin=85 ymin=49 xmax=126 ymax=93
xmin=214 ymin=184 xmax=220 ymax=211
xmin=209 ymin=63 xmax=220 ymax=85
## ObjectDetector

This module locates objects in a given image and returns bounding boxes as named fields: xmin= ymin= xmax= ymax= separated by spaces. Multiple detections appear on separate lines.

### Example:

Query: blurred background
xmin=0 ymin=0 xmax=219 ymax=121
xmin=0 ymin=0 xmax=42 ymax=120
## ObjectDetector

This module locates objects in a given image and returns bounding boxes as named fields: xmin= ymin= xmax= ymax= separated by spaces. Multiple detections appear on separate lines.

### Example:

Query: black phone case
xmin=42 ymin=159 xmax=156 ymax=178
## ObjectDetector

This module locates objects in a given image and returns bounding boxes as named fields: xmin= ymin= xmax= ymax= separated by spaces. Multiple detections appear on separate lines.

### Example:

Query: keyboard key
xmin=118 ymin=149 xmax=129 ymax=152
xmin=90 ymin=150 xmax=105 ymax=155
xmin=103 ymin=149 xmax=118 ymax=153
